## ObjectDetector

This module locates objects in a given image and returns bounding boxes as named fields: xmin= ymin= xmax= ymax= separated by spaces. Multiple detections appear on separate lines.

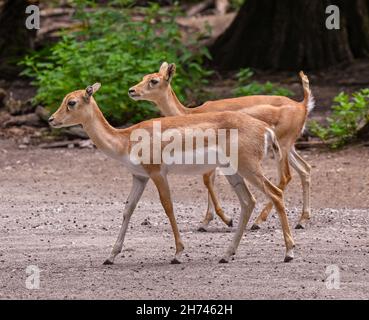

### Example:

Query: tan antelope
xmin=48 ymin=83 xmax=295 ymax=264
xmin=129 ymin=62 xmax=314 ymax=230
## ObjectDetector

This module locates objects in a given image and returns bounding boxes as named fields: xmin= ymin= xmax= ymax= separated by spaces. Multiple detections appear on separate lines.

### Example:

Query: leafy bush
xmin=230 ymin=0 xmax=245 ymax=10
xmin=21 ymin=1 xmax=211 ymax=124
xmin=233 ymin=68 xmax=293 ymax=97
xmin=309 ymin=89 xmax=369 ymax=148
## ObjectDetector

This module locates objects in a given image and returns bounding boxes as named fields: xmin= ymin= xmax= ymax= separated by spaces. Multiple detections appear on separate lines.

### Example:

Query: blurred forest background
xmin=0 ymin=0 xmax=369 ymax=149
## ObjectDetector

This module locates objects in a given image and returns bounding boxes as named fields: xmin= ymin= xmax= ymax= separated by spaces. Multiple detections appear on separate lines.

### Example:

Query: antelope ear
xmin=166 ymin=63 xmax=176 ymax=82
xmin=85 ymin=83 xmax=101 ymax=97
xmin=159 ymin=62 xmax=169 ymax=76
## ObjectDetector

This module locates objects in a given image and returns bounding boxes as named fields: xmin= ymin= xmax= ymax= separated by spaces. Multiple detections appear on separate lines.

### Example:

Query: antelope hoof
xmin=295 ymin=223 xmax=305 ymax=229
xmin=250 ymin=223 xmax=260 ymax=230
xmin=227 ymin=219 xmax=233 ymax=227
xmin=219 ymin=258 xmax=229 ymax=264
xmin=284 ymin=249 xmax=294 ymax=263
xmin=171 ymin=258 xmax=181 ymax=264
xmin=197 ymin=226 xmax=208 ymax=232
xmin=103 ymin=259 xmax=114 ymax=265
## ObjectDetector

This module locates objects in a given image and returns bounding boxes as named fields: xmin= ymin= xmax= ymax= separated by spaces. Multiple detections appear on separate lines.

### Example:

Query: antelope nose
xmin=128 ymin=88 xmax=136 ymax=95
xmin=48 ymin=116 xmax=54 ymax=123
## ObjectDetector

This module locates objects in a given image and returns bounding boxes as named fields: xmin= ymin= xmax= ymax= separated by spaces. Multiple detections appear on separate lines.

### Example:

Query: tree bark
xmin=341 ymin=0 xmax=369 ymax=58
xmin=0 ymin=0 xmax=38 ymax=79
xmin=210 ymin=0 xmax=369 ymax=70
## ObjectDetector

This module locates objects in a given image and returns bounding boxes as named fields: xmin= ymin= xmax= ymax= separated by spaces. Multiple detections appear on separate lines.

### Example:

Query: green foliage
xmin=230 ymin=0 xmax=245 ymax=10
xmin=184 ymin=0 xmax=244 ymax=9
xmin=309 ymin=89 xmax=369 ymax=148
xmin=233 ymin=68 xmax=293 ymax=97
xmin=20 ymin=1 xmax=211 ymax=124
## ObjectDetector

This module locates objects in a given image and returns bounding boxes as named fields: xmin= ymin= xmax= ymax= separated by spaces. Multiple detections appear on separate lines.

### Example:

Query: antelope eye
xmin=150 ymin=79 xmax=159 ymax=85
xmin=67 ymin=100 xmax=76 ymax=107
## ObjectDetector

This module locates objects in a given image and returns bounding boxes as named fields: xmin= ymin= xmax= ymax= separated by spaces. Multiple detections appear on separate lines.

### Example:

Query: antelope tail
xmin=265 ymin=128 xmax=283 ymax=181
xmin=265 ymin=128 xmax=282 ymax=159
xmin=299 ymin=71 xmax=315 ymax=114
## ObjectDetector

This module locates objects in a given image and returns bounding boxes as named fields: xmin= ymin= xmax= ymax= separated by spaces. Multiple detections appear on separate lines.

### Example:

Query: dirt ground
xmin=0 ymin=138 xmax=368 ymax=300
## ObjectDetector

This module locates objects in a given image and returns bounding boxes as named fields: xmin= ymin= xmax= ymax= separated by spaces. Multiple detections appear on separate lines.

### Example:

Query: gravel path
xmin=0 ymin=140 xmax=368 ymax=299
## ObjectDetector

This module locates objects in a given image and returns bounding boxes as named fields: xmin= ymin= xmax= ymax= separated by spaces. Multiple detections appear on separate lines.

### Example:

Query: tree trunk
xmin=210 ymin=0 xmax=369 ymax=70
xmin=0 ymin=0 xmax=38 ymax=79
xmin=342 ymin=0 xmax=369 ymax=58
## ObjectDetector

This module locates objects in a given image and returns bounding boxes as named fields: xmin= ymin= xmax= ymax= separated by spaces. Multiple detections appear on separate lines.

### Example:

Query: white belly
xmin=118 ymin=148 xmax=230 ymax=177
xmin=162 ymin=147 xmax=223 ymax=175
xmin=165 ymin=163 xmax=218 ymax=175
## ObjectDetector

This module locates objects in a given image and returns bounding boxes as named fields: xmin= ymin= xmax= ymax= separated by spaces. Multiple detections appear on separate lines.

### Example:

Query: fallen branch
xmin=2 ymin=113 xmax=42 ymax=128
xmin=39 ymin=139 xmax=94 ymax=149
xmin=187 ymin=0 xmax=213 ymax=16
xmin=40 ymin=7 xmax=74 ymax=18
xmin=295 ymin=140 xmax=330 ymax=149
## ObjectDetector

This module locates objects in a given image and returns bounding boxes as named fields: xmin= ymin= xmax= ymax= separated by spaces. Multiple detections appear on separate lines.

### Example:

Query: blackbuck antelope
xmin=129 ymin=62 xmax=314 ymax=230
xmin=48 ymin=83 xmax=295 ymax=264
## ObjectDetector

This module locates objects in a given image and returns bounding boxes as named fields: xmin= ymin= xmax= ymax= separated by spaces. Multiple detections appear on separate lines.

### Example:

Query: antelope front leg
xmin=198 ymin=170 xmax=233 ymax=231
xmin=150 ymin=172 xmax=185 ymax=264
xmin=103 ymin=175 xmax=148 ymax=265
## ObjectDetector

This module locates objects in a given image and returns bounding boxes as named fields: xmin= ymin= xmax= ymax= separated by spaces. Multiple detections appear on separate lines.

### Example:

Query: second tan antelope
xmin=129 ymin=62 xmax=314 ymax=230
xmin=48 ymin=83 xmax=295 ymax=264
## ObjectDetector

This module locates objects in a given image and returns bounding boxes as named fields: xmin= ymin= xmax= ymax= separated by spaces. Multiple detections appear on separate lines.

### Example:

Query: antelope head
xmin=48 ymin=83 xmax=101 ymax=128
xmin=128 ymin=62 xmax=176 ymax=103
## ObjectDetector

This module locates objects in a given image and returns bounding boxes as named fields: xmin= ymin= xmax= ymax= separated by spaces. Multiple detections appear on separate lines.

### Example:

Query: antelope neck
xmin=82 ymin=102 xmax=126 ymax=156
xmin=155 ymin=86 xmax=189 ymax=116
